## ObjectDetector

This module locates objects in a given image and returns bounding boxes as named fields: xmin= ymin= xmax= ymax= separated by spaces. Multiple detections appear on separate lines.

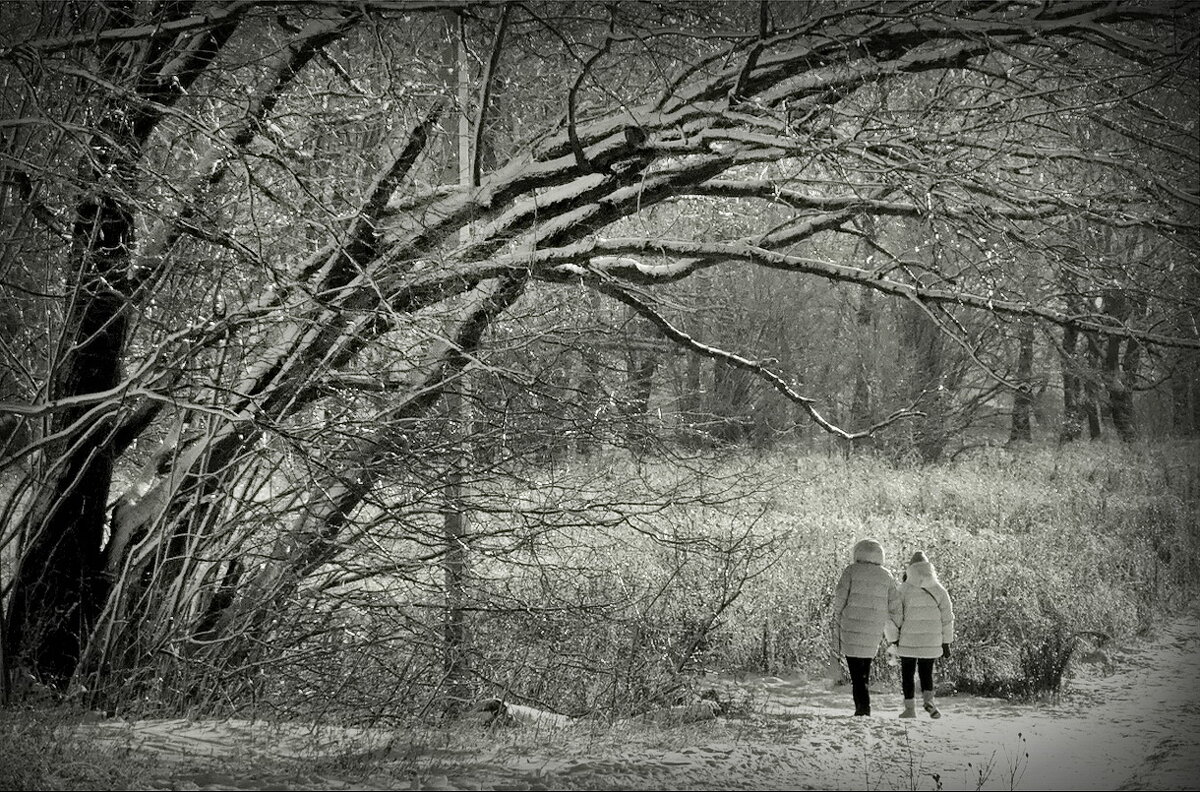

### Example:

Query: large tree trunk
xmin=5 ymin=82 xmax=140 ymax=688
xmin=5 ymin=8 xmax=354 ymax=690
xmin=4 ymin=269 xmax=128 ymax=686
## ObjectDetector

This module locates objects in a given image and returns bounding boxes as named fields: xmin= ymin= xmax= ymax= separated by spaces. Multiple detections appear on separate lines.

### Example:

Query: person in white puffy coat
xmin=832 ymin=538 xmax=900 ymax=716
xmin=886 ymin=550 xmax=955 ymax=719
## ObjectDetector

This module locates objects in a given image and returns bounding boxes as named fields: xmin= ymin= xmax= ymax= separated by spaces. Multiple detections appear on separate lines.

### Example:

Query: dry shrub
xmin=58 ymin=439 xmax=1198 ymax=719
xmin=720 ymin=439 xmax=1200 ymax=701
xmin=0 ymin=707 xmax=153 ymax=791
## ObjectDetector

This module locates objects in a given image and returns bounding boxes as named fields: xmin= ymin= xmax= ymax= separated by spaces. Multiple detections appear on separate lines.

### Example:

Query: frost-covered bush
xmin=720 ymin=440 xmax=1200 ymax=700
xmin=184 ymin=440 xmax=1199 ymax=721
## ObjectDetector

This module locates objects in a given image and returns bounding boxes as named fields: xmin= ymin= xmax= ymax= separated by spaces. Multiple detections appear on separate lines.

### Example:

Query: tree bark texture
xmin=1009 ymin=322 xmax=1035 ymax=444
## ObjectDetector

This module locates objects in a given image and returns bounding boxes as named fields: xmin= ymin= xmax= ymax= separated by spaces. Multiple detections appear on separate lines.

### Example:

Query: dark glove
xmin=942 ymin=642 xmax=951 ymax=658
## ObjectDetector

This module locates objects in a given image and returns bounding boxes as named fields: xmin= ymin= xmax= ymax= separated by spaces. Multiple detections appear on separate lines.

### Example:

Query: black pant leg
xmin=900 ymin=656 xmax=916 ymax=700
xmin=918 ymin=657 xmax=935 ymax=692
xmin=846 ymin=656 xmax=872 ymax=713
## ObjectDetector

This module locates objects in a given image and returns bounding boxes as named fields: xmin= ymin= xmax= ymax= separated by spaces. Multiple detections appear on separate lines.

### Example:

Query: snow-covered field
xmin=86 ymin=605 xmax=1200 ymax=791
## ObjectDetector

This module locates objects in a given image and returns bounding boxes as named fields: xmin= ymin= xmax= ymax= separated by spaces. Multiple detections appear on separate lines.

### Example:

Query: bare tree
xmin=1 ymin=1 xmax=1196 ymax=708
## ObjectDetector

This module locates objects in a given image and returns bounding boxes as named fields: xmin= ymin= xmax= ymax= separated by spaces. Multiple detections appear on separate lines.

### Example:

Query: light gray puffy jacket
xmin=889 ymin=560 xmax=955 ymax=659
xmin=833 ymin=539 xmax=901 ymax=659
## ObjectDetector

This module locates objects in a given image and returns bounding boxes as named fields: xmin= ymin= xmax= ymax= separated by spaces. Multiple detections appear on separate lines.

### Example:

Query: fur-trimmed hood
xmin=852 ymin=538 xmax=885 ymax=566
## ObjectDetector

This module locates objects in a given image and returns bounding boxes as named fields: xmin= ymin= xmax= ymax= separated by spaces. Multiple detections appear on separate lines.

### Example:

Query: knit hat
xmin=909 ymin=551 xmax=929 ymax=564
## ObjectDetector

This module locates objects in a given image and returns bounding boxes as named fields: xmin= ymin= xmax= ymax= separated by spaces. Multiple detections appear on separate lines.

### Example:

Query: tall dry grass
xmin=254 ymin=438 xmax=1200 ymax=720
xmin=11 ymin=439 xmax=1194 ymax=725
xmin=441 ymin=439 xmax=1200 ymax=714
xmin=713 ymin=439 xmax=1200 ymax=699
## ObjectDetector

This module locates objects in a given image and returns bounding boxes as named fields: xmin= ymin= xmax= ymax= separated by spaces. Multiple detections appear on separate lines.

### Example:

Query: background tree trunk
xmin=1008 ymin=322 xmax=1036 ymax=444
xmin=622 ymin=311 xmax=661 ymax=454
xmin=901 ymin=300 xmax=947 ymax=462
xmin=1102 ymin=289 xmax=1141 ymax=442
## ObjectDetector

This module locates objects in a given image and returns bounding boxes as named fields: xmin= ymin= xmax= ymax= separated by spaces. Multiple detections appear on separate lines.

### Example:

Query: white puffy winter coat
xmin=888 ymin=559 xmax=955 ymax=659
xmin=833 ymin=539 xmax=900 ymax=659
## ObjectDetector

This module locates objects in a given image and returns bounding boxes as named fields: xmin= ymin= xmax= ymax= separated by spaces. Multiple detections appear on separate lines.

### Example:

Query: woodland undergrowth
xmin=6 ymin=440 xmax=1199 ymax=725
xmin=304 ymin=438 xmax=1200 ymax=721
xmin=3 ymin=440 xmax=1197 ymax=791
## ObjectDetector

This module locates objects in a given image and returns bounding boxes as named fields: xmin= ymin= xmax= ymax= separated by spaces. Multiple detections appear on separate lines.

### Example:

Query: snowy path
xmin=719 ymin=605 xmax=1200 ymax=791
xmin=91 ymin=606 xmax=1200 ymax=791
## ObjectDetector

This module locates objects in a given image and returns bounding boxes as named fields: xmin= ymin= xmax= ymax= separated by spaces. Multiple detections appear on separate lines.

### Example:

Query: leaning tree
xmin=0 ymin=0 xmax=1196 ymax=708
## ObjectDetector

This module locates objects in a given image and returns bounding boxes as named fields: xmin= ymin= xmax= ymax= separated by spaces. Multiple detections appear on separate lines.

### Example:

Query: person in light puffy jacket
xmin=886 ymin=550 xmax=955 ymax=719
xmin=832 ymin=538 xmax=900 ymax=716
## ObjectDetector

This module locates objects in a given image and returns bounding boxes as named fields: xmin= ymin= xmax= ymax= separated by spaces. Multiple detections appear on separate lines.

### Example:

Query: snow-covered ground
xmin=89 ymin=605 xmax=1200 ymax=791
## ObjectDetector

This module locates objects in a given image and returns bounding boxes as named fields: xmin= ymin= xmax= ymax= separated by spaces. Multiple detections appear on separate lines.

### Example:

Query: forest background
xmin=0 ymin=2 xmax=1197 ymax=778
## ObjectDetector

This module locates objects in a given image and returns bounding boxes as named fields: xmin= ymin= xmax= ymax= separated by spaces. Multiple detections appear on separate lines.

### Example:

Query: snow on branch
xmin=521 ymin=238 xmax=1200 ymax=351
xmin=0 ymin=2 xmax=252 ymax=58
